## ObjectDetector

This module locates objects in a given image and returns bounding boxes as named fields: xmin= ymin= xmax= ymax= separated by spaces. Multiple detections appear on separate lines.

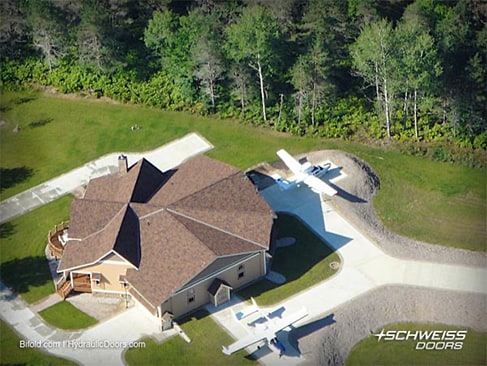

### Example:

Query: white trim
xmin=60 ymin=249 xmax=138 ymax=272
xmin=167 ymin=208 xmax=268 ymax=249
xmin=129 ymin=283 xmax=156 ymax=310
xmin=92 ymin=289 xmax=126 ymax=295
xmin=100 ymin=260 xmax=133 ymax=266
xmin=173 ymin=252 xmax=261 ymax=296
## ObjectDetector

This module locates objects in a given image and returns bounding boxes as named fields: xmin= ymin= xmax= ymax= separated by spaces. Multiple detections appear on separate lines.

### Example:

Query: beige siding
xmin=162 ymin=251 xmax=266 ymax=318
xmin=73 ymin=261 xmax=131 ymax=293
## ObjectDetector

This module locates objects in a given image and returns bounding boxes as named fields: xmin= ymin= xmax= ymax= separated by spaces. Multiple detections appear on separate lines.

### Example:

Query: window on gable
xmin=237 ymin=264 xmax=245 ymax=280
xmin=187 ymin=288 xmax=195 ymax=304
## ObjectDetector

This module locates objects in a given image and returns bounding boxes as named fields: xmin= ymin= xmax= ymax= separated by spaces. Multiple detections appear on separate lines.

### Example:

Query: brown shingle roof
xmin=169 ymin=172 xmax=274 ymax=245
xmin=60 ymin=153 xmax=274 ymax=308
xmin=148 ymin=155 xmax=240 ymax=206
xmin=59 ymin=204 xmax=128 ymax=271
xmin=68 ymin=199 xmax=125 ymax=239
xmin=84 ymin=158 xmax=165 ymax=203
xmin=126 ymin=210 xmax=216 ymax=305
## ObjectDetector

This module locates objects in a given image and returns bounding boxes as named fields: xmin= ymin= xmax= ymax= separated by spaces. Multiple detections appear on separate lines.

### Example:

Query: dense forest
xmin=1 ymin=0 xmax=486 ymax=158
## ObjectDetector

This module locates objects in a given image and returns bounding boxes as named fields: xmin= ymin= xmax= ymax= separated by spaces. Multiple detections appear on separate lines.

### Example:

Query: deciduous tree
xmin=225 ymin=6 xmax=282 ymax=122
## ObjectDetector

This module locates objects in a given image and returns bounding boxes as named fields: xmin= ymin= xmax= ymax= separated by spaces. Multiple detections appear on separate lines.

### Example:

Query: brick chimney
xmin=118 ymin=154 xmax=128 ymax=174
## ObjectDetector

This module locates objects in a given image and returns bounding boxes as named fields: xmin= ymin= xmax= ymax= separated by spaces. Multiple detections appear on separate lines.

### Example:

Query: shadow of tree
xmin=0 ymin=256 xmax=52 ymax=295
xmin=28 ymin=118 xmax=53 ymax=128
xmin=0 ymin=222 xmax=15 ymax=239
xmin=0 ymin=166 xmax=34 ymax=192
xmin=14 ymin=96 xmax=36 ymax=104
xmin=0 ymin=104 xmax=11 ymax=113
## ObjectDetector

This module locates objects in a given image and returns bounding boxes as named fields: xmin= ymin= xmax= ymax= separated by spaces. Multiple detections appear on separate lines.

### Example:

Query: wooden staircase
xmin=56 ymin=279 xmax=73 ymax=299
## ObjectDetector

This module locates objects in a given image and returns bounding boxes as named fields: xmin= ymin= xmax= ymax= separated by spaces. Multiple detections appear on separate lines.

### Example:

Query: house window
xmin=119 ymin=275 xmax=128 ymax=289
xmin=92 ymin=273 xmax=101 ymax=286
xmin=187 ymin=288 xmax=195 ymax=304
xmin=237 ymin=264 xmax=245 ymax=280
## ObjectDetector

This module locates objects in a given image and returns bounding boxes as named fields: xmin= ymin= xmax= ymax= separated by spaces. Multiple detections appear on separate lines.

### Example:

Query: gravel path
xmin=262 ymin=150 xmax=486 ymax=365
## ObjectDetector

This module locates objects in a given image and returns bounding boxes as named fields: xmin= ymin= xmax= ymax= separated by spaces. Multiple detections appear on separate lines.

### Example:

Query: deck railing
xmin=47 ymin=221 xmax=69 ymax=259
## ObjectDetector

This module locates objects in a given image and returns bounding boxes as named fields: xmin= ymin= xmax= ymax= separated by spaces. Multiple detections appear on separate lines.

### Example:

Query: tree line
xmin=1 ymin=0 xmax=485 ymax=153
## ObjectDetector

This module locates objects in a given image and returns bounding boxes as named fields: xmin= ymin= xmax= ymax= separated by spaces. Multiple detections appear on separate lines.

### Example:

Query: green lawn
xmin=38 ymin=301 xmax=98 ymax=330
xmin=124 ymin=310 xmax=255 ymax=366
xmin=237 ymin=213 xmax=340 ymax=305
xmin=347 ymin=323 xmax=486 ymax=366
xmin=0 ymin=90 xmax=485 ymax=252
xmin=0 ymin=319 xmax=77 ymax=365
xmin=0 ymin=195 xmax=72 ymax=303
xmin=364 ymin=149 xmax=486 ymax=251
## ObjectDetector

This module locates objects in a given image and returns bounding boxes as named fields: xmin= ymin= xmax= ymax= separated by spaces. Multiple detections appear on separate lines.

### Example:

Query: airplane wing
xmin=222 ymin=307 xmax=308 ymax=355
xmin=222 ymin=329 xmax=271 ymax=355
xmin=267 ymin=307 xmax=308 ymax=334
xmin=304 ymin=175 xmax=338 ymax=197
xmin=277 ymin=149 xmax=304 ymax=175
xmin=234 ymin=297 xmax=259 ymax=320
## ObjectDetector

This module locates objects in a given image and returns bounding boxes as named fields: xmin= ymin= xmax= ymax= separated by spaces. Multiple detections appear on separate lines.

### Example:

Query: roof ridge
xmin=79 ymin=203 xmax=128 ymax=241
xmin=166 ymin=207 xmax=267 ymax=250
xmin=171 ymin=171 xmax=242 ymax=207
xmin=165 ymin=209 xmax=221 ymax=257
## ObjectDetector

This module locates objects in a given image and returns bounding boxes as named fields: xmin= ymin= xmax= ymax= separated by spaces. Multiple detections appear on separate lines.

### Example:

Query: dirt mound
xmin=308 ymin=150 xmax=486 ymax=268
xmin=291 ymin=286 xmax=486 ymax=366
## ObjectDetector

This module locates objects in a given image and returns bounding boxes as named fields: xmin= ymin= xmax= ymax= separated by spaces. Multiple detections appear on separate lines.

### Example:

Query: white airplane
xmin=275 ymin=149 xmax=338 ymax=197
xmin=222 ymin=298 xmax=308 ymax=357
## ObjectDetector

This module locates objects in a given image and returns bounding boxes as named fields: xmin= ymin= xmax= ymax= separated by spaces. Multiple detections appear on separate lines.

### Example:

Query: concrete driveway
xmin=209 ymin=182 xmax=486 ymax=366
xmin=0 ymin=282 xmax=165 ymax=365
xmin=0 ymin=132 xmax=213 ymax=224
xmin=1 ymin=142 xmax=485 ymax=366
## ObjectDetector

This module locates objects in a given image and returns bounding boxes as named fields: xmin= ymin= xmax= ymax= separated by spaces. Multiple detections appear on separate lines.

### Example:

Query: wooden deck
xmin=48 ymin=221 xmax=69 ymax=259
xmin=72 ymin=273 xmax=92 ymax=293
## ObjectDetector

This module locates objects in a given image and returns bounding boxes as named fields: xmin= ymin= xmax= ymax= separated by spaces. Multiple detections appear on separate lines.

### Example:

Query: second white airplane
xmin=275 ymin=149 xmax=338 ymax=197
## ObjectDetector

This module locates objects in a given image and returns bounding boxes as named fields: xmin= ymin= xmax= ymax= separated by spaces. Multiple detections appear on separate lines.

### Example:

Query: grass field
xmin=124 ymin=310 xmax=255 ymax=365
xmin=346 ymin=323 xmax=486 ymax=365
xmin=0 ymin=319 xmax=76 ymax=365
xmin=0 ymin=195 xmax=72 ymax=303
xmin=237 ymin=213 xmax=340 ymax=305
xmin=38 ymin=301 xmax=98 ymax=330
xmin=0 ymin=90 xmax=485 ymax=252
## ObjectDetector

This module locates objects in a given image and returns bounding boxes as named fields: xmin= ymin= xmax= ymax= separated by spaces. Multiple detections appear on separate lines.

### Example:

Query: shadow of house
xmin=0 ymin=166 xmax=34 ymax=193
xmin=238 ymin=213 xmax=341 ymax=300
xmin=0 ymin=256 xmax=53 ymax=296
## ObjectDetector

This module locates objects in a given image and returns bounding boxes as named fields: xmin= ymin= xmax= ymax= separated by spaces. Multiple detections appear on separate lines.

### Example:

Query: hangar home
xmin=54 ymin=154 xmax=276 ymax=321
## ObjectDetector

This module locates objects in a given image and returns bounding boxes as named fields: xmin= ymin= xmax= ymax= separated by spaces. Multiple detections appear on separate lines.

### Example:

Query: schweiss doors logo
xmin=373 ymin=329 xmax=467 ymax=350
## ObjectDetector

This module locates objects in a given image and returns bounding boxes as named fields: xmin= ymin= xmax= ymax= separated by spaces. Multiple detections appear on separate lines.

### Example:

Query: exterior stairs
xmin=56 ymin=279 xmax=73 ymax=299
